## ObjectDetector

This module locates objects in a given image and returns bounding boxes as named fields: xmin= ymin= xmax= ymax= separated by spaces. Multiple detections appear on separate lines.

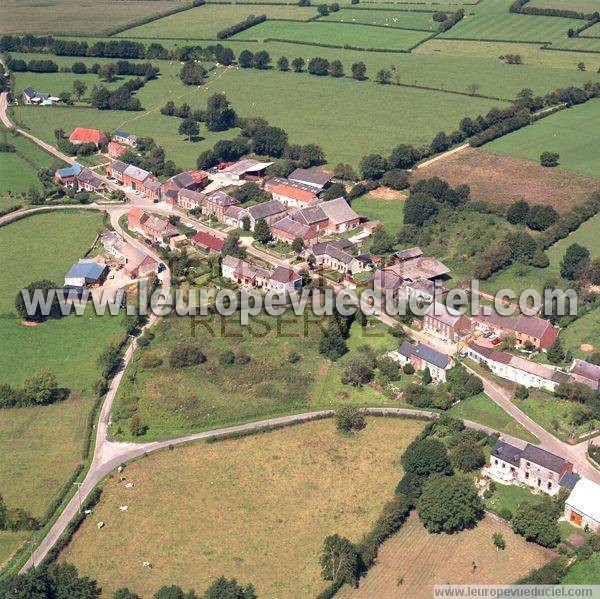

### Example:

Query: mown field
xmin=560 ymin=305 xmax=600 ymax=357
xmin=0 ymin=0 xmax=192 ymax=35
xmin=337 ymin=512 xmax=555 ymax=598
xmin=439 ymin=0 xmax=582 ymax=43
xmin=351 ymin=196 xmax=405 ymax=235
xmin=485 ymin=100 xmax=600 ymax=178
xmin=60 ymin=417 xmax=426 ymax=598
xmin=529 ymin=0 xmax=600 ymax=11
xmin=413 ymin=146 xmax=600 ymax=210
xmin=232 ymin=19 xmax=431 ymax=49
xmin=562 ymin=553 xmax=600 ymax=584
xmin=483 ymin=212 xmax=600 ymax=295
xmin=0 ymin=211 xmax=126 ymax=518
xmin=116 ymin=3 xmax=319 ymax=39
xmin=321 ymin=8 xmax=439 ymax=30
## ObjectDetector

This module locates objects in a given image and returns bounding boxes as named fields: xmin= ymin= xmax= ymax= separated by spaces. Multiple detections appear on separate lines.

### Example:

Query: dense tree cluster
xmin=217 ymin=14 xmax=266 ymax=39
xmin=512 ymin=499 xmax=561 ymax=547
xmin=179 ymin=61 xmax=207 ymax=85
xmin=90 ymin=78 xmax=144 ymax=111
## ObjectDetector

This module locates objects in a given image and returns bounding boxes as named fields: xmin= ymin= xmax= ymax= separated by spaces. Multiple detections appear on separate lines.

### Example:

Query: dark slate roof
xmin=66 ymin=259 xmax=107 ymax=281
xmin=247 ymin=199 xmax=286 ymax=220
xmin=394 ymin=247 xmax=423 ymax=261
xmin=110 ymin=160 xmax=128 ymax=174
xmin=397 ymin=341 xmax=450 ymax=370
xmin=23 ymin=87 xmax=37 ymax=98
xmin=170 ymin=171 xmax=196 ymax=189
xmin=559 ymin=471 xmax=581 ymax=490
xmin=288 ymin=168 xmax=331 ymax=188
xmin=522 ymin=444 xmax=568 ymax=473
xmin=491 ymin=440 xmax=523 ymax=467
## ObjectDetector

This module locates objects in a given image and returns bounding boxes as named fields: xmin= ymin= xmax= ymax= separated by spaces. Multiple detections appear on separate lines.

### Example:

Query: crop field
xmin=485 ymin=100 xmax=600 ymax=178
xmin=231 ymin=20 xmax=431 ymax=49
xmin=321 ymin=8 xmax=439 ymax=30
xmin=413 ymin=146 xmax=600 ymax=211
xmin=337 ymin=512 xmax=555 ymax=598
xmin=482 ymin=213 xmax=600 ymax=295
xmin=59 ymin=417 xmax=426 ymax=597
xmin=116 ymin=3 xmax=319 ymax=39
xmin=439 ymin=0 xmax=582 ymax=43
xmin=0 ymin=0 xmax=192 ymax=35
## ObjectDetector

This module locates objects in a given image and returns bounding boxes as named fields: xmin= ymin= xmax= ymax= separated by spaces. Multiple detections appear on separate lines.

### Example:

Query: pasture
xmin=413 ymin=146 xmax=600 ymax=211
xmin=336 ymin=512 xmax=555 ymax=598
xmin=116 ymin=3 xmax=318 ymax=39
xmin=351 ymin=195 xmax=405 ymax=234
xmin=0 ymin=0 xmax=192 ymax=35
xmin=59 ymin=417 xmax=426 ymax=597
xmin=231 ymin=20 xmax=431 ymax=50
xmin=560 ymin=306 xmax=600 ymax=358
xmin=321 ymin=8 xmax=439 ymax=31
xmin=528 ymin=0 xmax=600 ymax=13
xmin=485 ymin=100 xmax=600 ymax=178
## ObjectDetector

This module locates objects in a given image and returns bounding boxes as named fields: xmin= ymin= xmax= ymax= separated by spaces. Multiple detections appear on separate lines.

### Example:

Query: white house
xmin=564 ymin=478 xmax=600 ymax=531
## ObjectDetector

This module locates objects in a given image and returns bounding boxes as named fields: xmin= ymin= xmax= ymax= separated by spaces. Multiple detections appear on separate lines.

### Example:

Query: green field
xmin=0 ymin=0 xmax=192 ymax=35
xmin=321 ymin=8 xmax=438 ymax=30
xmin=483 ymin=212 xmax=600 ymax=295
xmin=439 ymin=0 xmax=583 ymax=43
xmin=484 ymin=481 xmax=542 ymax=515
xmin=528 ymin=0 xmax=600 ymax=13
xmin=560 ymin=305 xmax=600 ymax=358
xmin=351 ymin=196 xmax=405 ymax=234
xmin=0 ymin=210 xmax=126 ymax=520
xmin=562 ymin=553 xmax=600 ymax=584
xmin=485 ymin=100 xmax=600 ymax=178
xmin=116 ymin=3 xmax=318 ymax=39
xmin=232 ymin=20 xmax=431 ymax=49
xmin=448 ymin=393 xmax=540 ymax=443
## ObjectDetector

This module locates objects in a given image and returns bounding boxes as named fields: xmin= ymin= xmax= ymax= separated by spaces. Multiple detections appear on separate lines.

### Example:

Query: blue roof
xmin=56 ymin=163 xmax=83 ymax=178
xmin=114 ymin=130 xmax=129 ymax=138
xmin=560 ymin=471 xmax=581 ymax=490
xmin=66 ymin=259 xmax=106 ymax=281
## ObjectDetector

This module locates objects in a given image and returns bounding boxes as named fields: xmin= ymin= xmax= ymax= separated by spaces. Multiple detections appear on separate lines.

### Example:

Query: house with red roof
xmin=69 ymin=127 xmax=107 ymax=147
xmin=108 ymin=141 xmax=127 ymax=159
xmin=127 ymin=207 xmax=149 ymax=233
xmin=268 ymin=179 xmax=320 ymax=209
xmin=192 ymin=231 xmax=224 ymax=254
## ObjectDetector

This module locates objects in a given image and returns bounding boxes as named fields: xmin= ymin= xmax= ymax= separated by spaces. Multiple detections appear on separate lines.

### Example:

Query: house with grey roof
xmin=270 ymin=215 xmax=317 ymax=246
xmin=23 ymin=87 xmax=54 ymax=105
xmin=238 ymin=200 xmax=287 ymax=231
xmin=311 ymin=240 xmax=366 ymax=275
xmin=388 ymin=341 xmax=453 ymax=382
xmin=569 ymin=359 xmax=600 ymax=391
xmin=319 ymin=198 xmax=360 ymax=233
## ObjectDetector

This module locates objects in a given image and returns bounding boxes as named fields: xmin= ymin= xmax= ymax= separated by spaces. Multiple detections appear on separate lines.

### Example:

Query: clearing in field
xmin=231 ymin=20 xmax=431 ymax=50
xmin=116 ymin=3 xmax=318 ymax=39
xmin=0 ymin=0 xmax=192 ymax=35
xmin=336 ymin=512 xmax=556 ymax=598
xmin=59 ymin=417 xmax=426 ymax=598
xmin=485 ymin=100 xmax=600 ymax=179
xmin=412 ymin=146 xmax=600 ymax=211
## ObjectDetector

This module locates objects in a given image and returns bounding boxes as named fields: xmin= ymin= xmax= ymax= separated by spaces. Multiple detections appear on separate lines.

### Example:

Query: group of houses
xmin=101 ymin=230 xmax=160 ymax=278
xmin=127 ymin=207 xmax=178 ymax=245
xmin=221 ymin=255 xmax=302 ymax=294
xmin=22 ymin=87 xmax=61 ymax=106
xmin=54 ymin=163 xmax=106 ymax=194
xmin=486 ymin=438 xmax=600 ymax=532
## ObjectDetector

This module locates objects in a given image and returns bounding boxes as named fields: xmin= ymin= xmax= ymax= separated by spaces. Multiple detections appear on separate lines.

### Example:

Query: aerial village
xmin=52 ymin=126 xmax=600 ymax=535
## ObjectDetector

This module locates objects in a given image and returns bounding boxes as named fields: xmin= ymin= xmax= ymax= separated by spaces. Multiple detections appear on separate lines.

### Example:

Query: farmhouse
xmin=466 ymin=343 xmax=571 ymax=392
xmin=105 ymin=159 xmax=127 ymax=183
xmin=122 ymin=164 xmax=151 ymax=191
xmin=22 ymin=87 xmax=56 ymax=106
xmin=312 ymin=240 xmax=363 ymax=274
xmin=221 ymin=257 xmax=301 ymax=294
xmin=288 ymin=168 xmax=332 ymax=191
xmin=108 ymin=141 xmax=127 ymax=159
xmin=264 ymin=266 xmax=302 ymax=294
xmin=223 ymin=205 xmax=245 ymax=227
xmin=271 ymin=215 xmax=317 ymax=246
xmin=100 ymin=231 xmax=158 ymax=277
xmin=486 ymin=439 xmax=573 ymax=496
xmin=112 ymin=130 xmax=137 ymax=147
xmin=564 ymin=478 xmax=600 ymax=531
xmin=202 ymin=191 xmax=239 ymax=222
xmin=389 ymin=341 xmax=453 ymax=382
xmin=165 ymin=170 xmax=209 ymax=192
xmin=472 ymin=307 xmax=558 ymax=351
xmin=54 ymin=163 xmax=82 ymax=185
xmin=140 ymin=175 xmax=160 ymax=201
xmin=64 ymin=259 xmax=108 ymax=288
xmin=290 ymin=204 xmax=329 ymax=234
xmin=192 ymin=231 xmax=223 ymax=254
xmin=69 ymin=127 xmax=107 ymax=147
xmin=142 ymin=215 xmax=178 ymax=244
xmin=569 ymin=359 xmax=600 ymax=391
xmin=127 ymin=207 xmax=149 ymax=233
xmin=320 ymin=198 xmax=360 ymax=233
xmin=422 ymin=302 xmax=471 ymax=343
xmin=267 ymin=179 xmax=320 ymax=208
xmin=239 ymin=200 xmax=287 ymax=231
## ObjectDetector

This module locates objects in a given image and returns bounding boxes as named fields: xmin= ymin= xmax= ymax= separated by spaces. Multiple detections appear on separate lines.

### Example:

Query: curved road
xmin=2 ymin=90 xmax=598 ymax=572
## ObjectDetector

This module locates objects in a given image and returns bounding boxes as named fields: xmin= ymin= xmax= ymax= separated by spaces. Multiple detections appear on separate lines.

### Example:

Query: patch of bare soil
xmin=580 ymin=343 xmax=595 ymax=352
xmin=411 ymin=147 xmax=600 ymax=212
xmin=21 ymin=320 xmax=38 ymax=327
xmin=368 ymin=187 xmax=408 ymax=201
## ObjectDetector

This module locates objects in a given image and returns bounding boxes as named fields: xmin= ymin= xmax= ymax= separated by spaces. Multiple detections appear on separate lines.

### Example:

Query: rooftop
xmin=566 ymin=478 xmax=600 ymax=522
xmin=320 ymin=197 xmax=359 ymax=225
xmin=491 ymin=439 xmax=523 ymax=467
xmin=288 ymin=168 xmax=332 ymax=188
xmin=246 ymin=200 xmax=286 ymax=220
xmin=66 ymin=259 xmax=106 ymax=281
xmin=123 ymin=164 xmax=151 ymax=182
xmin=522 ymin=444 xmax=570 ymax=474
xmin=396 ymin=341 xmax=451 ymax=370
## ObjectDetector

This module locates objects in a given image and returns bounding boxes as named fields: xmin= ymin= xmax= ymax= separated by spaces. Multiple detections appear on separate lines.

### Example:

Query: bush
xmin=219 ymin=350 xmax=236 ymax=366
xmin=335 ymin=406 xmax=366 ymax=432
xmin=169 ymin=343 xmax=207 ymax=368
xmin=540 ymin=151 xmax=559 ymax=167
xmin=512 ymin=501 xmax=561 ymax=547
xmin=140 ymin=353 xmax=162 ymax=369
xmin=401 ymin=438 xmax=452 ymax=477
xmin=499 ymin=507 xmax=513 ymax=521
xmin=403 ymin=362 xmax=415 ymax=375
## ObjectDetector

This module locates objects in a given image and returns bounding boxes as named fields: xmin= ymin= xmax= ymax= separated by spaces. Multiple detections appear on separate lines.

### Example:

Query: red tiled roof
xmin=69 ymin=127 xmax=107 ymax=145
xmin=108 ymin=141 xmax=127 ymax=157
xmin=192 ymin=232 xmax=223 ymax=252
xmin=188 ymin=170 xmax=209 ymax=183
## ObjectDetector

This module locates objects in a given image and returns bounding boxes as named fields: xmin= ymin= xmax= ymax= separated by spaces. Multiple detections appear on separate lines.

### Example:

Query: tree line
xmin=510 ymin=0 xmax=599 ymax=20
xmin=217 ymin=13 xmax=266 ymax=39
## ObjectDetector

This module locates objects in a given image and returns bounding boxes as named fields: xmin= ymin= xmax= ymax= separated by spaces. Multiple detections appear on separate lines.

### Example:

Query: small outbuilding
xmin=564 ymin=478 xmax=600 ymax=531
xmin=64 ymin=259 xmax=108 ymax=288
